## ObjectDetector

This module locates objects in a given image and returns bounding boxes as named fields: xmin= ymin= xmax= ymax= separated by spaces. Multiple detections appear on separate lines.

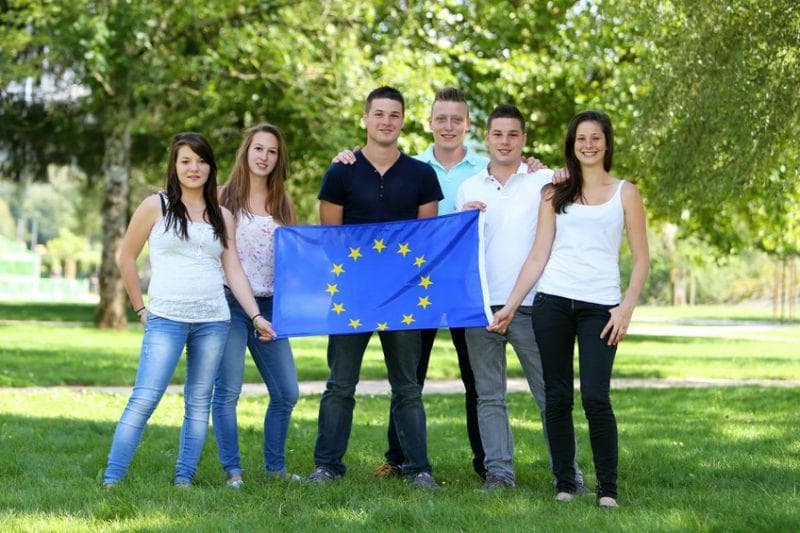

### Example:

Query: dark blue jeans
xmin=532 ymin=292 xmax=619 ymax=499
xmin=313 ymin=330 xmax=431 ymax=476
xmin=385 ymin=328 xmax=485 ymax=476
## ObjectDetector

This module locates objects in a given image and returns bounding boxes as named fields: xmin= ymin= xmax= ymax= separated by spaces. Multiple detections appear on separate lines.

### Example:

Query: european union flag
xmin=272 ymin=210 xmax=491 ymax=337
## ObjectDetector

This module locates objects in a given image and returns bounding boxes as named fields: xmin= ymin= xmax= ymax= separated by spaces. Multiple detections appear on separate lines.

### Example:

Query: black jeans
xmin=532 ymin=293 xmax=618 ymax=499
xmin=385 ymin=328 xmax=486 ymax=476
xmin=313 ymin=330 xmax=431 ymax=476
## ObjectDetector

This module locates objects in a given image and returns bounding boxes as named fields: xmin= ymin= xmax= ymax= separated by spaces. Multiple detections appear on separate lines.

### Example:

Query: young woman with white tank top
xmin=103 ymin=132 xmax=275 ymax=488
xmin=211 ymin=123 xmax=300 ymax=487
xmin=489 ymin=111 xmax=649 ymax=508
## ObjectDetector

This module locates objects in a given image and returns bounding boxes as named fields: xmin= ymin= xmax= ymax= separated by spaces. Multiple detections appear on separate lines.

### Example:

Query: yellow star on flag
xmin=349 ymin=318 xmax=362 ymax=329
xmin=397 ymin=243 xmax=411 ymax=257
xmin=376 ymin=322 xmax=389 ymax=331
xmin=373 ymin=239 xmax=387 ymax=253
xmin=414 ymin=255 xmax=426 ymax=268
xmin=419 ymin=275 xmax=433 ymax=289
xmin=401 ymin=314 xmax=415 ymax=325
xmin=348 ymin=247 xmax=362 ymax=261
xmin=331 ymin=303 xmax=345 ymax=315
xmin=325 ymin=283 xmax=339 ymax=296
xmin=331 ymin=263 xmax=345 ymax=276
xmin=417 ymin=296 xmax=431 ymax=309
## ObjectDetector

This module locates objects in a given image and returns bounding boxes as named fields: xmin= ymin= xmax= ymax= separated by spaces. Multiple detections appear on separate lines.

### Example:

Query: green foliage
xmin=633 ymin=0 xmax=800 ymax=254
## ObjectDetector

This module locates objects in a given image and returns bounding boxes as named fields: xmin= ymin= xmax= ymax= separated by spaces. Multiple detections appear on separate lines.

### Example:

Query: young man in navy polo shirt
xmin=308 ymin=86 xmax=443 ymax=488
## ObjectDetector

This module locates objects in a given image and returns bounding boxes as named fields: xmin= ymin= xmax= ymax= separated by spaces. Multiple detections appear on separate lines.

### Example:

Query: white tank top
xmin=538 ymin=180 xmax=625 ymax=305
xmin=224 ymin=212 xmax=279 ymax=297
xmin=147 ymin=203 xmax=230 ymax=322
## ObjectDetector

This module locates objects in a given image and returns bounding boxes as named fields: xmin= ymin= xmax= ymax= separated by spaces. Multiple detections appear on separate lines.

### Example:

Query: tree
xmin=1 ymin=0 xmax=374 ymax=327
xmin=632 ymin=0 xmax=800 ymax=254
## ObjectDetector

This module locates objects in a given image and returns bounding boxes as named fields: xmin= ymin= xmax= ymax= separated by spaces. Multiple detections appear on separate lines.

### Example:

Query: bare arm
xmin=600 ymin=182 xmax=649 ymax=345
xmin=487 ymin=192 xmax=557 ymax=332
xmin=319 ymin=200 xmax=344 ymax=225
xmin=417 ymin=200 xmax=438 ymax=219
xmin=116 ymin=195 xmax=161 ymax=324
xmin=220 ymin=208 xmax=276 ymax=340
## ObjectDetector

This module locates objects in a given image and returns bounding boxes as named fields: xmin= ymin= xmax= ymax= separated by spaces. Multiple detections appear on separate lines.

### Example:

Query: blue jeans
xmin=212 ymin=290 xmax=298 ymax=477
xmin=314 ymin=330 xmax=431 ymax=476
xmin=104 ymin=314 xmax=230 ymax=485
xmin=385 ymin=328 xmax=485 ymax=476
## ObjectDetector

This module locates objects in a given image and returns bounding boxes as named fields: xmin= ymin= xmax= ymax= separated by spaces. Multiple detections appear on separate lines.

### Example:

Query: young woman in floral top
xmin=213 ymin=123 xmax=300 ymax=486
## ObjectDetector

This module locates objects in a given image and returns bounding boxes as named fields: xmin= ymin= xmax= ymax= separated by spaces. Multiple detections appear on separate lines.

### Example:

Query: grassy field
xmin=2 ymin=322 xmax=799 ymax=387
xmin=1 ymin=387 xmax=798 ymax=531
xmin=635 ymin=304 xmax=798 ymax=323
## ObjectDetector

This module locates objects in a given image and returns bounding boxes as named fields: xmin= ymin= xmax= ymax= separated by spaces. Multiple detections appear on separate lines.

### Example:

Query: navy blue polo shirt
xmin=318 ymin=151 xmax=443 ymax=225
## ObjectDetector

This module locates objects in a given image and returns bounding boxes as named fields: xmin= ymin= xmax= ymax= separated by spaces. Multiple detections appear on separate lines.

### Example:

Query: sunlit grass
xmin=1 ymin=388 xmax=797 ymax=531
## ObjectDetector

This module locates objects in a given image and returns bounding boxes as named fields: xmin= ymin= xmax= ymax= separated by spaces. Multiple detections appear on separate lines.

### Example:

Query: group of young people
xmin=102 ymin=85 xmax=649 ymax=510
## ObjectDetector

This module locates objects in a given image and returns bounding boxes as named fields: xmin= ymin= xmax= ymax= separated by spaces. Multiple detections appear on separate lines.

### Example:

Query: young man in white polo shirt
xmin=456 ymin=104 xmax=585 ymax=491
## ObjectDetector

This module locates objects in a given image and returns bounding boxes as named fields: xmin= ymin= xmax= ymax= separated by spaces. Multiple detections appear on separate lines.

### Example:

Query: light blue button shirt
xmin=414 ymin=145 xmax=489 ymax=215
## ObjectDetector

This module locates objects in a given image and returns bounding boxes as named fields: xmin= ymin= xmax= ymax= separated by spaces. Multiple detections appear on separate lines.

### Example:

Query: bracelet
xmin=134 ymin=306 xmax=146 ymax=314
xmin=250 ymin=313 xmax=264 ymax=324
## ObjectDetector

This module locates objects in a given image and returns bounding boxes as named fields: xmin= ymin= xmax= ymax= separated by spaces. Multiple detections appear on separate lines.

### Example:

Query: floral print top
xmin=230 ymin=212 xmax=279 ymax=297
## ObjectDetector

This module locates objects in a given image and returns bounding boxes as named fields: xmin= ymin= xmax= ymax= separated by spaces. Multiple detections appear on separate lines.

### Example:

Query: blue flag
xmin=272 ymin=210 xmax=491 ymax=338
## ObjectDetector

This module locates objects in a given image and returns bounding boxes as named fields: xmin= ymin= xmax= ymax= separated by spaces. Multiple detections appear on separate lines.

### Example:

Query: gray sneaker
xmin=306 ymin=466 xmax=340 ymax=484
xmin=408 ymin=472 xmax=440 ymax=490
xmin=480 ymin=475 xmax=515 ymax=491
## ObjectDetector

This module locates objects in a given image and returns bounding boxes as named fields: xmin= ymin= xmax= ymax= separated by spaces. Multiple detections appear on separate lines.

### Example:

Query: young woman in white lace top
xmin=212 ymin=124 xmax=300 ymax=486
xmin=103 ymin=132 xmax=274 ymax=487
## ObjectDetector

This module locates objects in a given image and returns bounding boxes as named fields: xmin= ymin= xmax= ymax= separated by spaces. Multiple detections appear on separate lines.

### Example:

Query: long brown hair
xmin=163 ymin=132 xmax=227 ymax=246
xmin=552 ymin=110 xmax=615 ymax=214
xmin=219 ymin=123 xmax=296 ymax=225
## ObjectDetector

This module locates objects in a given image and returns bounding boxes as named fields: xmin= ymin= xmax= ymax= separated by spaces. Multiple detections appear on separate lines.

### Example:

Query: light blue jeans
xmin=103 ymin=313 xmax=230 ymax=485
xmin=211 ymin=290 xmax=299 ymax=477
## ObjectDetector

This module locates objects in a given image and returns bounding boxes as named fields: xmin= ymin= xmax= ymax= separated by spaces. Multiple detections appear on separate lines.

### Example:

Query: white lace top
xmin=225 ymin=213 xmax=279 ymax=297
xmin=147 ymin=215 xmax=230 ymax=322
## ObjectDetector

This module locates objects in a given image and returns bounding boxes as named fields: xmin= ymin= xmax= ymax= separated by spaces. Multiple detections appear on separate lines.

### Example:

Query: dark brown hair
xmin=219 ymin=123 xmax=295 ymax=225
xmin=486 ymin=104 xmax=525 ymax=132
xmin=163 ymin=132 xmax=227 ymax=246
xmin=552 ymin=110 xmax=615 ymax=214
xmin=365 ymin=86 xmax=405 ymax=114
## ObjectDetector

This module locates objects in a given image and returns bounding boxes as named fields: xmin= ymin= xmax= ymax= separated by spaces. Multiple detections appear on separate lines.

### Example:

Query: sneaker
xmin=372 ymin=461 xmax=402 ymax=478
xmin=576 ymin=483 xmax=594 ymax=496
xmin=408 ymin=472 xmax=440 ymax=490
xmin=267 ymin=471 xmax=302 ymax=482
xmin=102 ymin=481 xmax=118 ymax=489
xmin=598 ymin=496 xmax=619 ymax=508
xmin=306 ymin=466 xmax=340 ymax=484
xmin=480 ymin=475 xmax=515 ymax=491
xmin=555 ymin=491 xmax=574 ymax=502
xmin=225 ymin=474 xmax=244 ymax=488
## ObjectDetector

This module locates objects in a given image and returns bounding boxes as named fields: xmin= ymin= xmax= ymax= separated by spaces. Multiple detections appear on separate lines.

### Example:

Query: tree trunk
xmin=94 ymin=121 xmax=131 ymax=329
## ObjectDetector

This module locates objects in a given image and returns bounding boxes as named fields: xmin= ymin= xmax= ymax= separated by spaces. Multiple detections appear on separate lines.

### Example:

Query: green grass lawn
xmin=635 ymin=304 xmax=798 ymax=323
xmin=1 ymin=388 xmax=797 ymax=530
xmin=2 ymin=323 xmax=799 ymax=387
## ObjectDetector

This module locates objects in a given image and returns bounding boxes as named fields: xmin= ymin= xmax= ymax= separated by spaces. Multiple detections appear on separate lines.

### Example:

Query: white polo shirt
xmin=455 ymin=164 xmax=553 ymax=306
